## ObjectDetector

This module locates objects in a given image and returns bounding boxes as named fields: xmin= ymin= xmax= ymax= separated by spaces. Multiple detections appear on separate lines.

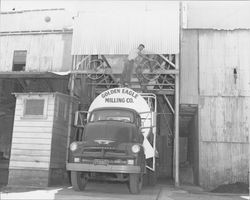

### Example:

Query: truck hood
xmin=84 ymin=121 xmax=138 ymax=143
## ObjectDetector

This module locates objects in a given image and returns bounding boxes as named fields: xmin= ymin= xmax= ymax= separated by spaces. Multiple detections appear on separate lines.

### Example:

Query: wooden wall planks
xmin=197 ymin=29 xmax=250 ymax=189
xmin=199 ymin=97 xmax=250 ymax=143
xmin=199 ymin=142 xmax=249 ymax=189
xmin=8 ymin=93 xmax=78 ymax=186
xmin=9 ymin=94 xmax=55 ymax=171
xmin=50 ymin=94 xmax=78 ymax=169
xmin=199 ymin=30 xmax=250 ymax=97
xmin=0 ymin=34 xmax=72 ymax=72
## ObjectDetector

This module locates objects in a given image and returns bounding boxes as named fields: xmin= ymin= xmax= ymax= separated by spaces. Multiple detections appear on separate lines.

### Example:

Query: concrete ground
xmin=0 ymin=181 xmax=249 ymax=200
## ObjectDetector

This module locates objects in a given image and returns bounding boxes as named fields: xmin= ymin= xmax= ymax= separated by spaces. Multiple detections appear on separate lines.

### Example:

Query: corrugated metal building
xmin=181 ymin=1 xmax=250 ymax=189
xmin=0 ymin=1 xmax=249 ymax=190
xmin=71 ymin=2 xmax=179 ymax=55
xmin=70 ymin=1 xmax=181 ymax=182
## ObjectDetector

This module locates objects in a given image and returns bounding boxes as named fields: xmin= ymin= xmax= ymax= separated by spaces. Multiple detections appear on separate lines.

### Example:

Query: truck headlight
xmin=131 ymin=144 xmax=140 ymax=153
xmin=70 ymin=142 xmax=78 ymax=151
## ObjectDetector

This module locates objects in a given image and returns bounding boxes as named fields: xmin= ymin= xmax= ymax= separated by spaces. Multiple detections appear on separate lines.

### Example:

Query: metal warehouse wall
xmin=198 ymin=30 xmax=250 ymax=189
xmin=180 ymin=30 xmax=198 ymax=105
xmin=182 ymin=2 xmax=250 ymax=189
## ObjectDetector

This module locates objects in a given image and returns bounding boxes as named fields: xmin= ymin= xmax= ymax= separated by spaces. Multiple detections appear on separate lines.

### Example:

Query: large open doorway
xmin=179 ymin=105 xmax=198 ymax=185
xmin=70 ymin=52 xmax=179 ymax=186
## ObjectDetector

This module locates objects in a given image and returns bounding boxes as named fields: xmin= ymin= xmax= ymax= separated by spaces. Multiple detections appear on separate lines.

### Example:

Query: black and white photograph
xmin=0 ymin=1 xmax=249 ymax=199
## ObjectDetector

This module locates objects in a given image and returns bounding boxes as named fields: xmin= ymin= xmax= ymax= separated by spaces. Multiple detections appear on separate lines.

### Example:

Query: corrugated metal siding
xmin=180 ymin=30 xmax=198 ymax=104
xmin=199 ymin=30 xmax=250 ymax=96
xmin=0 ymin=9 xmax=73 ymax=32
xmin=71 ymin=2 xmax=179 ymax=55
xmin=185 ymin=2 xmax=250 ymax=30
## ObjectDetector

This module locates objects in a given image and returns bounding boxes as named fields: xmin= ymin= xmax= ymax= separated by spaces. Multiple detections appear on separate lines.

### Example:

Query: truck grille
xmin=82 ymin=147 xmax=128 ymax=158
xmin=81 ymin=158 xmax=129 ymax=165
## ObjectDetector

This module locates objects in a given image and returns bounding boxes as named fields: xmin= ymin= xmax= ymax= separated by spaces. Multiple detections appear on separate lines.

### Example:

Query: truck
xmin=66 ymin=87 xmax=157 ymax=194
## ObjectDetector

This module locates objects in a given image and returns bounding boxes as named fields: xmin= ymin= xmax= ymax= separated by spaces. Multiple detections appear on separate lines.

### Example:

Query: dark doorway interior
xmin=12 ymin=50 xmax=27 ymax=71
xmin=179 ymin=105 xmax=199 ymax=185
xmin=0 ymin=80 xmax=17 ymax=186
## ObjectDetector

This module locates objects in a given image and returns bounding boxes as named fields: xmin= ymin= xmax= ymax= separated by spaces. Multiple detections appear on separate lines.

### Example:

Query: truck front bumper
xmin=66 ymin=163 xmax=141 ymax=173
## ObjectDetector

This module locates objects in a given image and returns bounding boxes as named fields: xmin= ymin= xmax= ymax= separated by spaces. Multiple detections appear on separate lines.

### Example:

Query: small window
xmin=24 ymin=99 xmax=45 ymax=116
xmin=12 ymin=50 xmax=27 ymax=71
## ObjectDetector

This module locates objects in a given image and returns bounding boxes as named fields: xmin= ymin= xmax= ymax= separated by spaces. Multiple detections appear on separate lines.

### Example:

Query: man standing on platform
xmin=121 ymin=44 xmax=145 ymax=87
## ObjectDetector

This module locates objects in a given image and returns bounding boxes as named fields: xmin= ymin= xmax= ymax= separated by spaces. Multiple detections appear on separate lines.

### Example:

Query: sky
xmin=1 ymin=0 xmax=84 ymax=12
xmin=0 ymin=0 xmax=179 ymax=13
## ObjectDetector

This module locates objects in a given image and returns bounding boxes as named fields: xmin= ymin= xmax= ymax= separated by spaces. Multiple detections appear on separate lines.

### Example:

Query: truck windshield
xmin=89 ymin=109 xmax=134 ymax=123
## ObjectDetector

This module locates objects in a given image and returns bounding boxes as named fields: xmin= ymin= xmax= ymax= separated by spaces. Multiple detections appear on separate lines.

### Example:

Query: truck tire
xmin=71 ymin=171 xmax=88 ymax=191
xmin=128 ymin=173 xmax=143 ymax=194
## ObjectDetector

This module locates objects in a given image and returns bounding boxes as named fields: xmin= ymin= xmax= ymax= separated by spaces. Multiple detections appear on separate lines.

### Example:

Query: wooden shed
xmin=8 ymin=92 xmax=78 ymax=187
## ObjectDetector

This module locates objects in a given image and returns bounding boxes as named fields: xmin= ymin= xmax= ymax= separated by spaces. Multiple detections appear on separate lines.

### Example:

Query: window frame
xmin=22 ymin=96 xmax=48 ymax=119
xmin=12 ymin=50 xmax=27 ymax=71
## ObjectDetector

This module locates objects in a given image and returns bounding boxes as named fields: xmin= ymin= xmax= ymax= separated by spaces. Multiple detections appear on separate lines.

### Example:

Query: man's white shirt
xmin=128 ymin=48 xmax=140 ymax=61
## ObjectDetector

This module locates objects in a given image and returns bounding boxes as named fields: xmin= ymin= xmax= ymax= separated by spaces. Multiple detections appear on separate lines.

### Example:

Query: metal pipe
xmin=66 ymin=56 xmax=77 ymax=163
xmin=174 ymin=54 xmax=180 ymax=187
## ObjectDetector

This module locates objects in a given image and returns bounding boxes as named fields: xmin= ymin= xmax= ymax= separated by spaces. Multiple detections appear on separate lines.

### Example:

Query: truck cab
xmin=67 ymin=107 xmax=145 ymax=194
xmin=67 ymin=88 xmax=157 ymax=194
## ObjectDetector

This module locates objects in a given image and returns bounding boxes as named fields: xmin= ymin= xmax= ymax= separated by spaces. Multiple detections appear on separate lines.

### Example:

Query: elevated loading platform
xmin=69 ymin=53 xmax=198 ymax=185
xmin=71 ymin=54 xmax=177 ymax=95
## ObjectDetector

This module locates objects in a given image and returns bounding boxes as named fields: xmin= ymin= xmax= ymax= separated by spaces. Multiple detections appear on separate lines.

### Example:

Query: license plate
xmin=94 ymin=159 xmax=108 ymax=165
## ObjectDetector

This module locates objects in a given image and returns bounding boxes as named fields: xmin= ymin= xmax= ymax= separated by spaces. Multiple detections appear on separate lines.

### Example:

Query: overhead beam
xmin=164 ymin=95 xmax=175 ymax=114
xmin=71 ymin=69 xmax=179 ymax=75
xmin=159 ymin=54 xmax=176 ymax=68
xmin=101 ymin=55 xmax=112 ymax=68
xmin=0 ymin=72 xmax=68 ymax=79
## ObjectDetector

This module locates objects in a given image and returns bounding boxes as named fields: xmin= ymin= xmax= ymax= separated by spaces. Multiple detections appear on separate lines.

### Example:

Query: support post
xmin=174 ymin=54 xmax=180 ymax=187
xmin=66 ymin=56 xmax=76 ymax=163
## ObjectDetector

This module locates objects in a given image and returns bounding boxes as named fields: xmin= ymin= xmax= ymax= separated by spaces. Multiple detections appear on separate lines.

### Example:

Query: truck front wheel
xmin=71 ymin=171 xmax=88 ymax=191
xmin=128 ymin=173 xmax=143 ymax=194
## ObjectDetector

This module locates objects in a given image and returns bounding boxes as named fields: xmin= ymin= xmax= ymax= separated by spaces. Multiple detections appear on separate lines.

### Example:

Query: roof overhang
xmin=0 ymin=72 xmax=69 ymax=79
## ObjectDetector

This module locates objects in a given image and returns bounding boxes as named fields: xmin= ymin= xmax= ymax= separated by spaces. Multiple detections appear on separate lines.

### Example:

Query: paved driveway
xmin=0 ymin=182 xmax=248 ymax=200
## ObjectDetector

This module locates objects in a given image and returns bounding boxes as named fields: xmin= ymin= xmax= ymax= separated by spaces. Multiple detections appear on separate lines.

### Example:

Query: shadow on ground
xmin=211 ymin=182 xmax=249 ymax=194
